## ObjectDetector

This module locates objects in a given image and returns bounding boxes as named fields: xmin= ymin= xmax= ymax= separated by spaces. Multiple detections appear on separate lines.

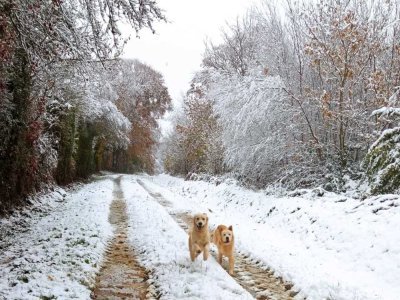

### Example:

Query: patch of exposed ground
xmin=91 ymin=177 xmax=153 ymax=300
xmin=137 ymin=179 xmax=300 ymax=300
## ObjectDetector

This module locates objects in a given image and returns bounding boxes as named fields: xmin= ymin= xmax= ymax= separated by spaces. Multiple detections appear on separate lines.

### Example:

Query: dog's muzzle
xmin=224 ymin=237 xmax=230 ymax=243
xmin=196 ymin=222 xmax=203 ymax=229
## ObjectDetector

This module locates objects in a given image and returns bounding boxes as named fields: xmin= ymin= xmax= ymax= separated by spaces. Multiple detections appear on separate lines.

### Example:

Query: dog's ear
xmin=228 ymin=225 xmax=233 ymax=231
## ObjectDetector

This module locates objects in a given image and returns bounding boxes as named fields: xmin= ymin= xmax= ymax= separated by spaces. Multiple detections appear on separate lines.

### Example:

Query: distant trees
xmin=49 ymin=59 xmax=171 ymax=184
xmin=164 ymin=0 xmax=400 ymax=191
xmin=163 ymin=72 xmax=224 ymax=176
xmin=0 ymin=0 xmax=167 ymax=213
xmin=203 ymin=17 xmax=257 ymax=76
xmin=110 ymin=59 xmax=172 ymax=173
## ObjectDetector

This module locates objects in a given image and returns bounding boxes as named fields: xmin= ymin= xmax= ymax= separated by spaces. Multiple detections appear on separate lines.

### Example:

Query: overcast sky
xmin=122 ymin=0 xmax=259 ymax=105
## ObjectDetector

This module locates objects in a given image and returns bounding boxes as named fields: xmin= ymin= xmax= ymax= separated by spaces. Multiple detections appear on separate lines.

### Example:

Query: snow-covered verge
xmin=0 ymin=175 xmax=114 ymax=300
xmin=121 ymin=176 xmax=253 ymax=300
xmin=147 ymin=174 xmax=400 ymax=300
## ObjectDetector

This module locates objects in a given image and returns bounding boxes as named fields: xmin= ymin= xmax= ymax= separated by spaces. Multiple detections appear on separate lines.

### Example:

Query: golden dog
xmin=188 ymin=213 xmax=210 ymax=262
xmin=212 ymin=224 xmax=235 ymax=275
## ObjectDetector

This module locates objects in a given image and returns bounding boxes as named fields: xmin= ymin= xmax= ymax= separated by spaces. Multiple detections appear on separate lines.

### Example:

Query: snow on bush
xmin=205 ymin=69 xmax=311 ymax=186
xmin=363 ymin=105 xmax=400 ymax=194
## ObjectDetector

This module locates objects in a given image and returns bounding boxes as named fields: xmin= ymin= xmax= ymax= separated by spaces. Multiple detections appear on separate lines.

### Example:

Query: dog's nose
xmin=198 ymin=222 xmax=203 ymax=226
xmin=225 ymin=237 xmax=229 ymax=242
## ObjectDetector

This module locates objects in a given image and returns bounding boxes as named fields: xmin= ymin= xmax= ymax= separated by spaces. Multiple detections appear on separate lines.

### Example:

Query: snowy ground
xmin=0 ymin=175 xmax=114 ymax=300
xmin=144 ymin=174 xmax=400 ymax=300
xmin=1 ymin=173 xmax=398 ymax=300
xmin=121 ymin=176 xmax=253 ymax=299
xmin=0 ymin=174 xmax=254 ymax=300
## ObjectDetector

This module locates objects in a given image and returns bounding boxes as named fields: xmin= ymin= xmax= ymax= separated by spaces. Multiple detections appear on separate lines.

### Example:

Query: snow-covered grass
xmin=121 ymin=176 xmax=253 ymax=300
xmin=0 ymin=175 xmax=114 ymax=300
xmin=146 ymin=174 xmax=400 ymax=300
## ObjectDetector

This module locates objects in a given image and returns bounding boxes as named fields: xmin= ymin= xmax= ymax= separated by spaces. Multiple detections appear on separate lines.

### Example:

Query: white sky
xmin=122 ymin=0 xmax=259 ymax=104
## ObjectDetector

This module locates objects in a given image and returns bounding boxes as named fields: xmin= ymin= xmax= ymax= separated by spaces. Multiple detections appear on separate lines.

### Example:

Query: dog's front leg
xmin=189 ymin=236 xmax=195 ymax=261
xmin=203 ymin=243 xmax=209 ymax=261
xmin=228 ymin=255 xmax=235 ymax=275
xmin=192 ymin=243 xmax=202 ymax=260
xmin=217 ymin=251 xmax=223 ymax=264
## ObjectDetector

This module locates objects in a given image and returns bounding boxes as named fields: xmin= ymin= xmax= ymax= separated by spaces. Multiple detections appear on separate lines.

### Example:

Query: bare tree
xmin=203 ymin=16 xmax=257 ymax=76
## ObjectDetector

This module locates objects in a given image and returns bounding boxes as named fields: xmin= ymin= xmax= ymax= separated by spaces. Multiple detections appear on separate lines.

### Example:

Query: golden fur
xmin=212 ymin=224 xmax=235 ymax=275
xmin=188 ymin=213 xmax=210 ymax=261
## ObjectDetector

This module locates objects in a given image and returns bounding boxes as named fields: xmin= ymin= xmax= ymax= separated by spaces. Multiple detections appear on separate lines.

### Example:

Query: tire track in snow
xmin=91 ymin=176 xmax=156 ymax=300
xmin=137 ymin=179 xmax=299 ymax=300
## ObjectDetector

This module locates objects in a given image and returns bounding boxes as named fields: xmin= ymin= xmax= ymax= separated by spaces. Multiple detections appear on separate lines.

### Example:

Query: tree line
xmin=163 ymin=0 xmax=400 ymax=194
xmin=0 ymin=0 xmax=170 ymax=213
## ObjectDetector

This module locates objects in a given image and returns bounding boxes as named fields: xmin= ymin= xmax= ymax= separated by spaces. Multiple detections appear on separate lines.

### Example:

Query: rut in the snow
xmin=91 ymin=177 xmax=154 ymax=300
xmin=137 ymin=179 xmax=299 ymax=300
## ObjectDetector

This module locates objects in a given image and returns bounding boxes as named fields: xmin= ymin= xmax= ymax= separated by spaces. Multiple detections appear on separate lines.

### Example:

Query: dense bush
xmin=0 ymin=0 xmax=168 ymax=213
xmin=163 ymin=0 xmax=400 ymax=191
xmin=363 ymin=107 xmax=400 ymax=194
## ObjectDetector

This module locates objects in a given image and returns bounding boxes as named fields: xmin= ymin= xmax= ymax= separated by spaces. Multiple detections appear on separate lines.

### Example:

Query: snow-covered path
xmin=1 ymin=173 xmax=399 ymax=300
xmin=0 ymin=174 xmax=256 ymax=299
xmin=135 ymin=178 xmax=296 ymax=300
xmin=121 ymin=176 xmax=254 ymax=299
xmin=91 ymin=176 xmax=150 ymax=299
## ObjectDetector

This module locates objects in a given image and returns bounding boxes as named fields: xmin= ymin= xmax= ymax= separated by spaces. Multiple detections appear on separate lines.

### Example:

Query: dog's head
xmin=221 ymin=225 xmax=233 ymax=244
xmin=193 ymin=213 xmax=208 ymax=230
